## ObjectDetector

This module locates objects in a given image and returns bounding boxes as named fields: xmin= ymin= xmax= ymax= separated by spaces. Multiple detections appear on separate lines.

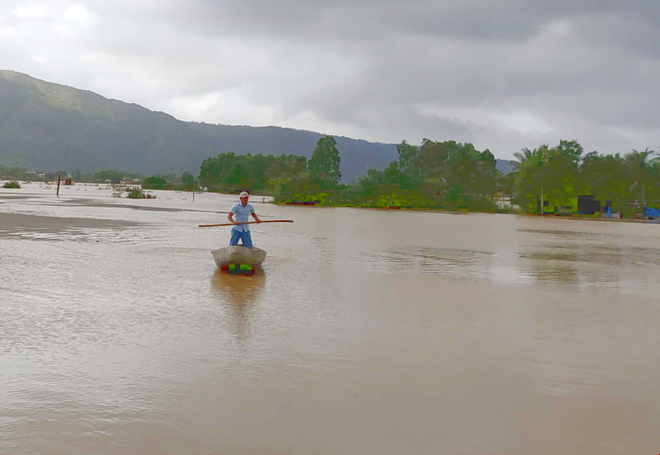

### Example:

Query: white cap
xmin=239 ymin=191 xmax=249 ymax=198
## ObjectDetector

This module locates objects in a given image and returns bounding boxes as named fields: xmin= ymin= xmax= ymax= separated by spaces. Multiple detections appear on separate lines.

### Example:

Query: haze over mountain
xmin=0 ymin=70 xmax=514 ymax=180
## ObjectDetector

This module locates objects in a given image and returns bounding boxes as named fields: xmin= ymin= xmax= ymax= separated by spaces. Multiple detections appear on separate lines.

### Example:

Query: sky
xmin=1 ymin=0 xmax=659 ymax=160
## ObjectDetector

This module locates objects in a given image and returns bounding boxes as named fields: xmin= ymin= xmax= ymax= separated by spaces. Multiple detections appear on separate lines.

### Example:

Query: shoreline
xmin=273 ymin=201 xmax=660 ymax=223
xmin=4 ymin=180 xmax=658 ymax=224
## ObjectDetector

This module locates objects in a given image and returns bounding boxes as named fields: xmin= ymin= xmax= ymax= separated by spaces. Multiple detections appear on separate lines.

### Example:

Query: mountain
xmin=0 ymin=70 xmax=516 ymax=181
xmin=495 ymin=159 xmax=518 ymax=175
xmin=0 ymin=70 xmax=397 ymax=181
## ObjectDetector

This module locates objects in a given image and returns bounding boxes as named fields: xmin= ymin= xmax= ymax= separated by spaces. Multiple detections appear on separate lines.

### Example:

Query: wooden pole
xmin=199 ymin=220 xmax=293 ymax=228
xmin=57 ymin=175 xmax=61 ymax=197
xmin=193 ymin=181 xmax=195 ymax=203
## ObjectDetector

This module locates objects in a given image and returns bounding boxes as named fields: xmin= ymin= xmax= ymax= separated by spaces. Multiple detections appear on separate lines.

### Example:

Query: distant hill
xmin=0 ymin=70 xmax=397 ymax=181
xmin=495 ymin=159 xmax=518 ymax=175
xmin=0 ymin=70 xmax=515 ymax=181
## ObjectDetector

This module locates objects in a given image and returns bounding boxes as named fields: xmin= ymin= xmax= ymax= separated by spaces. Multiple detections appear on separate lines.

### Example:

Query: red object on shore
xmin=286 ymin=201 xmax=318 ymax=205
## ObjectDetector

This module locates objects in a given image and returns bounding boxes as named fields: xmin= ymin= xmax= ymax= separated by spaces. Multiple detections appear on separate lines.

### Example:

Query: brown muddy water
xmin=1 ymin=182 xmax=660 ymax=455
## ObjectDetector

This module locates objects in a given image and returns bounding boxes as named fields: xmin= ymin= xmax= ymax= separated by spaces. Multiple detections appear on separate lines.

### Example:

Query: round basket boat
xmin=212 ymin=246 xmax=267 ymax=274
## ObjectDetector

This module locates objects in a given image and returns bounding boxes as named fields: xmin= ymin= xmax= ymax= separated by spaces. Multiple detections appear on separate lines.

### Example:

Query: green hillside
xmin=0 ymin=70 xmax=397 ymax=181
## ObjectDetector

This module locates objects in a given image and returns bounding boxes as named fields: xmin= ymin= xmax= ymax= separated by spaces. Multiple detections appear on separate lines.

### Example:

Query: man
xmin=228 ymin=191 xmax=261 ymax=248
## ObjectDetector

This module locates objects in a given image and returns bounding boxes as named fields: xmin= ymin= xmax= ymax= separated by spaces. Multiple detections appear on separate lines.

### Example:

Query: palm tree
xmin=626 ymin=148 xmax=656 ymax=207
xmin=514 ymin=148 xmax=534 ymax=164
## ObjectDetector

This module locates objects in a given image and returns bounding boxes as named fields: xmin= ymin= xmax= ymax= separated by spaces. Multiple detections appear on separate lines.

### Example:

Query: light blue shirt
xmin=230 ymin=202 xmax=255 ymax=232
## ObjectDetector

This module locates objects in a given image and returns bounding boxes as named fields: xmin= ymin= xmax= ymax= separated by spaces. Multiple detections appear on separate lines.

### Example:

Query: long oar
xmin=199 ymin=220 xmax=293 ymax=228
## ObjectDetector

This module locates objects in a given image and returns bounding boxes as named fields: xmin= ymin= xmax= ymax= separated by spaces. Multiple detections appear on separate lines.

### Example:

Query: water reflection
xmin=519 ymin=246 xmax=625 ymax=266
xmin=210 ymin=269 xmax=266 ymax=346
xmin=518 ymin=228 xmax=620 ymax=241
xmin=517 ymin=242 xmax=657 ymax=287
xmin=366 ymin=246 xmax=494 ymax=278
xmin=525 ymin=260 xmax=580 ymax=284
xmin=361 ymin=241 xmax=649 ymax=288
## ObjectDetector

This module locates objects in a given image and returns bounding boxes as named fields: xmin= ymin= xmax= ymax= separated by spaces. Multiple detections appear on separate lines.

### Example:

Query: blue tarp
xmin=644 ymin=207 xmax=660 ymax=218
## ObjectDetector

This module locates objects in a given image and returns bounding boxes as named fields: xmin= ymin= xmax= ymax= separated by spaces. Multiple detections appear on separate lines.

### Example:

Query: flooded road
xmin=1 ymin=183 xmax=660 ymax=454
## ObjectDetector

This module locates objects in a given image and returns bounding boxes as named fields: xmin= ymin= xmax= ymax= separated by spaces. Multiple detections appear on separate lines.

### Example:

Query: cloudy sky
xmin=1 ymin=0 xmax=659 ymax=159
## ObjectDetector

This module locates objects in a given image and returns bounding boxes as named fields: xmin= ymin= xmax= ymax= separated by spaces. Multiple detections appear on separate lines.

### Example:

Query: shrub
xmin=126 ymin=186 xmax=156 ymax=199
xmin=3 ymin=181 xmax=21 ymax=189
xmin=126 ymin=186 xmax=144 ymax=198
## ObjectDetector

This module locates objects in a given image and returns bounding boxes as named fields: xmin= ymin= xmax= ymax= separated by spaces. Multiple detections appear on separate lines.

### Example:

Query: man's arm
xmin=228 ymin=212 xmax=239 ymax=225
xmin=250 ymin=205 xmax=261 ymax=223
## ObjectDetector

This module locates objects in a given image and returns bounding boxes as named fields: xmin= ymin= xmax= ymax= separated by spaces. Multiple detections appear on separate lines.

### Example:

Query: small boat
xmin=212 ymin=246 xmax=267 ymax=274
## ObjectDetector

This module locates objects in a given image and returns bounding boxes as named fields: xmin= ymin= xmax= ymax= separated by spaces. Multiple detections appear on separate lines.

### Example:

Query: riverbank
xmin=273 ymin=200 xmax=660 ymax=224
xmin=5 ymin=180 xmax=656 ymax=224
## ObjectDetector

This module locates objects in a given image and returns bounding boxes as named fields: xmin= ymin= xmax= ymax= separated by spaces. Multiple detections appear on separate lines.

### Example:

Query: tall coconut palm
xmin=626 ymin=148 xmax=656 ymax=206
xmin=514 ymin=148 xmax=534 ymax=164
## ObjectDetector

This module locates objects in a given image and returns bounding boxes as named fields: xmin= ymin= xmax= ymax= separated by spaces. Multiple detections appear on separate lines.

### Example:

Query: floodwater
xmin=1 ymin=182 xmax=660 ymax=455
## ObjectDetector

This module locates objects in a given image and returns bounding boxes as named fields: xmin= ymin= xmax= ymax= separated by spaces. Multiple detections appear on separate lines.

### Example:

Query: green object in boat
xmin=224 ymin=263 xmax=253 ymax=273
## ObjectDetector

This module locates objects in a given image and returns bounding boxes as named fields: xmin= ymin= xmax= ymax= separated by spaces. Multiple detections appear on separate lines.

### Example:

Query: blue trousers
xmin=229 ymin=229 xmax=253 ymax=248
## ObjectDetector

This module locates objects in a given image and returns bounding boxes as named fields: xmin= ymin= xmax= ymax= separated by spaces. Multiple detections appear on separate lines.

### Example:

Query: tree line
xmin=0 ymin=166 xmax=197 ymax=191
xmin=198 ymin=135 xmax=341 ymax=194
xmin=513 ymin=141 xmax=660 ymax=215
xmin=198 ymin=137 xmax=660 ymax=215
xmin=196 ymin=136 xmax=500 ymax=210
xmin=5 ymin=136 xmax=660 ymax=216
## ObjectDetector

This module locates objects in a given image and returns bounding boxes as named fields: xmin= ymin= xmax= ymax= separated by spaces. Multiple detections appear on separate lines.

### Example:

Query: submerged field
xmin=1 ymin=182 xmax=660 ymax=454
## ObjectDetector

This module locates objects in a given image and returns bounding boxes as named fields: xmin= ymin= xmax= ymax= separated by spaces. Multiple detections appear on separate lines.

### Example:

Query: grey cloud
xmin=1 ymin=0 xmax=659 ymax=160
xmin=120 ymin=0 xmax=653 ymax=43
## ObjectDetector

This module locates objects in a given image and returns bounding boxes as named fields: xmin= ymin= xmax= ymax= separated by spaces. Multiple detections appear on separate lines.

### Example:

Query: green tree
xmin=396 ymin=140 xmax=423 ymax=186
xmin=513 ymin=141 xmax=585 ymax=212
xmin=199 ymin=152 xmax=283 ymax=191
xmin=419 ymin=139 xmax=449 ymax=181
xmin=179 ymin=171 xmax=196 ymax=191
xmin=580 ymin=152 xmax=628 ymax=205
xmin=308 ymin=136 xmax=341 ymax=188
xmin=143 ymin=176 xmax=168 ymax=189
xmin=444 ymin=143 xmax=498 ymax=197
xmin=0 ymin=166 xmax=28 ymax=180
xmin=557 ymin=139 xmax=584 ymax=165
xmin=265 ymin=154 xmax=307 ymax=182
xmin=180 ymin=171 xmax=194 ymax=184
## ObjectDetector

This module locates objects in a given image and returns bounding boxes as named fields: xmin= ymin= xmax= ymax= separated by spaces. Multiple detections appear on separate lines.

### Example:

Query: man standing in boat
xmin=228 ymin=191 xmax=261 ymax=248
